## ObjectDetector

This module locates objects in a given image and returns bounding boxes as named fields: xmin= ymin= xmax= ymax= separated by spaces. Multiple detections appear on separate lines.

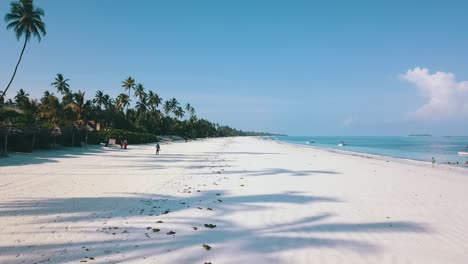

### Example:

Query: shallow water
xmin=274 ymin=136 xmax=468 ymax=164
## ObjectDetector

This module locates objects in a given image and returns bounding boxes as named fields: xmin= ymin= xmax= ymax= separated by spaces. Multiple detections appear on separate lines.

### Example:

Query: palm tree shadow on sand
xmin=0 ymin=191 xmax=430 ymax=263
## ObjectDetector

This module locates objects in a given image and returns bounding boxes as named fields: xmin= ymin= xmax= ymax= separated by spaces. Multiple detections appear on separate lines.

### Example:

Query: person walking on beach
xmin=156 ymin=143 xmax=161 ymax=155
xmin=432 ymin=157 xmax=436 ymax=167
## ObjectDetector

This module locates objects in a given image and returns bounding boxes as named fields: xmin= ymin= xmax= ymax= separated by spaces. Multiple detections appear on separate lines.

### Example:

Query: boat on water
xmin=306 ymin=140 xmax=315 ymax=144
xmin=458 ymin=146 xmax=468 ymax=156
xmin=338 ymin=141 xmax=346 ymax=147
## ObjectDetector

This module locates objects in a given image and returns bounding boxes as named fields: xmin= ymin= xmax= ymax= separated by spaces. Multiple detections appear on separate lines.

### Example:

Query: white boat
xmin=306 ymin=140 xmax=315 ymax=144
xmin=338 ymin=141 xmax=345 ymax=147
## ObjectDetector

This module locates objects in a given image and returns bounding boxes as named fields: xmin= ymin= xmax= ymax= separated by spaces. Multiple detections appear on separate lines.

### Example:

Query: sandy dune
xmin=1 ymin=137 xmax=468 ymax=263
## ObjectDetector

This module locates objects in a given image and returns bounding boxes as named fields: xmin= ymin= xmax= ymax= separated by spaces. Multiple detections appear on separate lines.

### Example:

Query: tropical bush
xmin=0 ymin=1 xmax=274 ymax=155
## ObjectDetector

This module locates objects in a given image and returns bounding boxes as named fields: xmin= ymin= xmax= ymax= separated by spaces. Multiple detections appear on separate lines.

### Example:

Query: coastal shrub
xmin=97 ymin=129 xmax=158 ymax=144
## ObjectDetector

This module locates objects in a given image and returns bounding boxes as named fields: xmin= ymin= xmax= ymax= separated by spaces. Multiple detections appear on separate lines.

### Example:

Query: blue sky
xmin=1 ymin=0 xmax=468 ymax=135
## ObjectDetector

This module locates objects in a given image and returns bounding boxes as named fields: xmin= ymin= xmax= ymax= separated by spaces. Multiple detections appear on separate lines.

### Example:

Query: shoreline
xmin=267 ymin=137 xmax=468 ymax=173
xmin=1 ymin=137 xmax=468 ymax=263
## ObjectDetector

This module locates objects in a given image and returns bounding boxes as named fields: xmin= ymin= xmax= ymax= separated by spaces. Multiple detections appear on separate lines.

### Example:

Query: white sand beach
xmin=1 ymin=137 xmax=468 ymax=264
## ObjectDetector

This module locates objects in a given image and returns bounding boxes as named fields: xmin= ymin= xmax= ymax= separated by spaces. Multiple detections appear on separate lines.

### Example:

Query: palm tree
xmin=103 ymin=95 xmax=114 ymax=110
xmin=2 ymin=0 xmax=46 ymax=102
xmin=51 ymin=74 xmax=70 ymax=95
xmin=67 ymin=90 xmax=88 ymax=121
xmin=174 ymin=106 xmax=185 ymax=119
xmin=163 ymin=100 xmax=172 ymax=115
xmin=93 ymin=90 xmax=106 ymax=109
xmin=185 ymin=103 xmax=195 ymax=117
xmin=122 ymin=77 xmax=136 ymax=98
xmin=41 ymin=90 xmax=53 ymax=101
xmin=147 ymin=90 xmax=162 ymax=111
xmin=134 ymin=83 xmax=146 ymax=101
xmin=168 ymin=98 xmax=182 ymax=118
xmin=136 ymin=100 xmax=148 ymax=113
xmin=14 ymin=89 xmax=29 ymax=107
xmin=66 ymin=90 xmax=92 ymax=146
xmin=116 ymin=93 xmax=130 ymax=112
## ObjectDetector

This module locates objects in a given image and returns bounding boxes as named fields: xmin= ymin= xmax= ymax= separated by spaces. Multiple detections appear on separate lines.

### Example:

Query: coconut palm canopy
xmin=1 ymin=0 xmax=46 ymax=101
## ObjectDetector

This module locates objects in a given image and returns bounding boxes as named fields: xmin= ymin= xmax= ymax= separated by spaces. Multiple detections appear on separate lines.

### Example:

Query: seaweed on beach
xmin=202 ymin=244 xmax=212 ymax=250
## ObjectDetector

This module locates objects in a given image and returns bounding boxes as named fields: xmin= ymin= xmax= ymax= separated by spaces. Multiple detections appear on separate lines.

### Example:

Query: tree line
xmin=0 ymin=74 xmax=274 ymax=154
xmin=0 ymin=0 xmax=276 ymax=156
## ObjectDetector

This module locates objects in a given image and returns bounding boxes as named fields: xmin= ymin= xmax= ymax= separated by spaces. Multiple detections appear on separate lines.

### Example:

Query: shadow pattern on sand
xmin=0 ymin=191 xmax=430 ymax=263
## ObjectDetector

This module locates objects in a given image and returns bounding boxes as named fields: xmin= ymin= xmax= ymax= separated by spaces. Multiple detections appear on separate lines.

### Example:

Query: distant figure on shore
xmin=156 ymin=143 xmax=161 ymax=155
xmin=124 ymin=140 xmax=128 ymax=149
xmin=432 ymin=157 xmax=436 ymax=167
xmin=120 ymin=139 xmax=123 ymax=149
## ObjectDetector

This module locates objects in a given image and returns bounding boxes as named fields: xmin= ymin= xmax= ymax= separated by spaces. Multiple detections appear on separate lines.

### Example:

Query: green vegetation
xmin=1 ymin=0 xmax=46 ymax=102
xmin=0 ymin=0 xmax=276 ymax=155
xmin=0 ymin=74 xmax=275 ymax=154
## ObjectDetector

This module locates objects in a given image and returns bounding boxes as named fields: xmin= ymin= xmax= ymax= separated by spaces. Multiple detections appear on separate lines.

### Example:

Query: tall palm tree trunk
xmin=1 ymin=37 xmax=28 ymax=102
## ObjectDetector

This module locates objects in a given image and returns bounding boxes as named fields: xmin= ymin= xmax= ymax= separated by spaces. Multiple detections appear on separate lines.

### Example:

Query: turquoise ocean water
xmin=273 ymin=136 xmax=468 ymax=164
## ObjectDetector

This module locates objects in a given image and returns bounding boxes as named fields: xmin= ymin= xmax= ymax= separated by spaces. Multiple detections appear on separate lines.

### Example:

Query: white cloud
xmin=401 ymin=67 xmax=468 ymax=120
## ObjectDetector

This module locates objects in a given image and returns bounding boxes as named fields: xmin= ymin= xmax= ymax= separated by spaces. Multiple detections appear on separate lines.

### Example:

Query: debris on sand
xmin=167 ymin=231 xmax=176 ymax=235
xmin=204 ymin=224 xmax=216 ymax=229
xmin=152 ymin=228 xmax=160 ymax=232
xmin=192 ymin=227 xmax=198 ymax=230
xmin=202 ymin=244 xmax=212 ymax=250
